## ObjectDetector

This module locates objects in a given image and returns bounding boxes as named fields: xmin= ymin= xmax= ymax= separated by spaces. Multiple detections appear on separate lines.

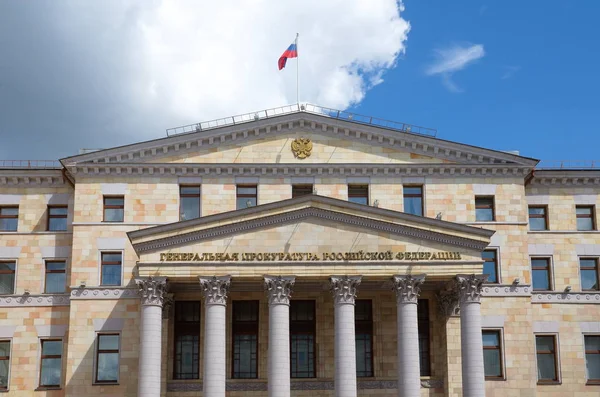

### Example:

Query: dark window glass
xmin=580 ymin=258 xmax=599 ymax=291
xmin=475 ymin=197 xmax=495 ymax=221
xmin=232 ymin=301 xmax=259 ymax=379
xmin=236 ymin=185 xmax=257 ymax=209
xmin=355 ymin=300 xmax=373 ymax=377
xmin=585 ymin=335 xmax=600 ymax=383
xmin=40 ymin=340 xmax=62 ymax=387
xmin=532 ymin=258 xmax=551 ymax=291
xmin=536 ymin=335 xmax=558 ymax=383
xmin=292 ymin=185 xmax=313 ymax=199
xmin=103 ymin=196 xmax=124 ymax=222
xmin=482 ymin=250 xmax=499 ymax=283
xmin=180 ymin=185 xmax=201 ymax=220
xmin=47 ymin=206 xmax=68 ymax=231
xmin=45 ymin=261 xmax=66 ymax=293
xmin=482 ymin=331 xmax=503 ymax=379
xmin=0 ymin=206 xmax=18 ymax=231
xmin=0 ymin=340 xmax=10 ymax=390
xmin=348 ymin=185 xmax=369 ymax=205
xmin=418 ymin=299 xmax=431 ymax=376
xmin=290 ymin=300 xmax=315 ymax=378
xmin=528 ymin=206 xmax=548 ymax=231
xmin=95 ymin=334 xmax=119 ymax=383
xmin=0 ymin=262 xmax=16 ymax=295
xmin=100 ymin=252 xmax=122 ymax=286
xmin=403 ymin=186 xmax=423 ymax=216
xmin=577 ymin=206 xmax=596 ymax=231
xmin=174 ymin=301 xmax=200 ymax=379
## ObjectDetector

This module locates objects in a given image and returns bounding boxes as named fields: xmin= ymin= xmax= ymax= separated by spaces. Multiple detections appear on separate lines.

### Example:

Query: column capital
xmin=199 ymin=275 xmax=231 ymax=305
xmin=393 ymin=274 xmax=425 ymax=304
xmin=330 ymin=275 xmax=361 ymax=305
xmin=264 ymin=275 xmax=295 ymax=305
xmin=135 ymin=276 xmax=168 ymax=307
xmin=455 ymin=274 xmax=487 ymax=303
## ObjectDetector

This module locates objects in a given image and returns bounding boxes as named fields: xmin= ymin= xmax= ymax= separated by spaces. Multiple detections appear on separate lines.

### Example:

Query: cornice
xmin=532 ymin=292 xmax=600 ymax=304
xmin=482 ymin=284 xmax=531 ymax=297
xmin=70 ymin=287 xmax=139 ymax=300
xmin=0 ymin=169 xmax=68 ymax=187
xmin=0 ymin=294 xmax=70 ymax=307
xmin=529 ymin=170 xmax=600 ymax=186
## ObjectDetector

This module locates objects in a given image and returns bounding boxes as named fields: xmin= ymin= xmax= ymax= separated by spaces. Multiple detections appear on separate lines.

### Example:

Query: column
xmin=264 ymin=275 xmax=295 ymax=397
xmin=135 ymin=276 xmax=168 ymax=397
xmin=456 ymin=274 xmax=487 ymax=397
xmin=393 ymin=274 xmax=425 ymax=397
xmin=330 ymin=275 xmax=362 ymax=397
xmin=199 ymin=275 xmax=231 ymax=397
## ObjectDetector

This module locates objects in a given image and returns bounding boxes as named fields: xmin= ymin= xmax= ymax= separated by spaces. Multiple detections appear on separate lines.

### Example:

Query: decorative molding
xmin=291 ymin=137 xmax=313 ymax=159
xmin=0 ymin=169 xmax=67 ymax=187
xmin=437 ymin=287 xmax=460 ymax=317
xmin=70 ymin=287 xmax=139 ymax=300
xmin=135 ymin=276 xmax=168 ymax=307
xmin=529 ymin=170 xmax=600 ymax=186
xmin=0 ymin=294 xmax=70 ymax=307
xmin=199 ymin=275 xmax=231 ymax=305
xmin=330 ymin=275 xmax=361 ymax=305
xmin=482 ymin=284 xmax=531 ymax=297
xmin=532 ymin=292 xmax=600 ymax=304
xmin=455 ymin=274 xmax=486 ymax=303
xmin=392 ymin=274 xmax=425 ymax=304
xmin=264 ymin=275 xmax=295 ymax=305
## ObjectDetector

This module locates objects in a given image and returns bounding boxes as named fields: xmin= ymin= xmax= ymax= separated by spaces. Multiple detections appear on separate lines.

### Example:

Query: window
xmin=482 ymin=330 xmax=503 ymax=379
xmin=535 ymin=335 xmax=559 ymax=383
xmin=0 ymin=206 xmax=18 ymax=231
xmin=0 ymin=340 xmax=10 ymax=390
xmin=585 ymin=335 xmax=600 ymax=384
xmin=45 ymin=261 xmax=66 ymax=293
xmin=95 ymin=334 xmax=120 ymax=384
xmin=100 ymin=252 xmax=122 ymax=286
xmin=292 ymin=184 xmax=313 ymax=199
xmin=403 ymin=186 xmax=423 ymax=216
xmin=355 ymin=300 xmax=373 ymax=377
xmin=531 ymin=258 xmax=552 ymax=291
xmin=482 ymin=250 xmax=499 ymax=283
xmin=47 ymin=206 xmax=68 ymax=231
xmin=0 ymin=261 xmax=16 ymax=295
xmin=528 ymin=206 xmax=548 ymax=231
xmin=418 ymin=299 xmax=431 ymax=376
xmin=577 ymin=205 xmax=596 ymax=231
xmin=174 ymin=301 xmax=200 ymax=379
xmin=236 ymin=185 xmax=257 ymax=210
xmin=103 ymin=196 xmax=124 ymax=222
xmin=39 ymin=340 xmax=62 ymax=388
xmin=179 ymin=185 xmax=201 ymax=221
xmin=290 ymin=300 xmax=316 ymax=378
xmin=348 ymin=185 xmax=369 ymax=205
xmin=580 ymin=258 xmax=599 ymax=291
xmin=232 ymin=301 xmax=259 ymax=379
xmin=475 ymin=197 xmax=495 ymax=221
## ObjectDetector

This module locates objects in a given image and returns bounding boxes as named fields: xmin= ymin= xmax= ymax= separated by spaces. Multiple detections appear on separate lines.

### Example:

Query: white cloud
xmin=425 ymin=43 xmax=484 ymax=92
xmin=502 ymin=65 xmax=521 ymax=79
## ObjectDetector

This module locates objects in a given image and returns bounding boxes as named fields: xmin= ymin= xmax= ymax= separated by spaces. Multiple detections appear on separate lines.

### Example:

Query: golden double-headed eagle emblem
xmin=291 ymin=138 xmax=313 ymax=159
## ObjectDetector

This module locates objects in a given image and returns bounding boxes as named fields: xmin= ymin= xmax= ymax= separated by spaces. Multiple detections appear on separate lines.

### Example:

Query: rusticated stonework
xmin=455 ymin=274 xmax=487 ymax=303
xmin=199 ymin=275 xmax=231 ymax=305
xmin=392 ymin=274 xmax=426 ymax=304
xmin=264 ymin=275 xmax=295 ymax=305
xmin=330 ymin=275 xmax=362 ymax=305
xmin=135 ymin=276 xmax=168 ymax=307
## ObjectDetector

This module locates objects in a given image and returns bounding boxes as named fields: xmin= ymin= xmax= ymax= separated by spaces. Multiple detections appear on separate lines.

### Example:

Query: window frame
xmin=528 ymin=205 xmax=549 ymax=231
xmin=47 ymin=205 xmax=68 ymax=231
xmin=0 ymin=260 xmax=16 ymax=295
xmin=44 ymin=260 xmax=67 ymax=294
xmin=102 ymin=196 xmax=124 ymax=223
xmin=38 ymin=338 xmax=63 ymax=389
xmin=179 ymin=185 xmax=201 ymax=221
xmin=576 ymin=205 xmax=596 ymax=231
xmin=584 ymin=334 xmax=600 ymax=385
xmin=236 ymin=185 xmax=258 ymax=210
xmin=355 ymin=299 xmax=374 ymax=378
xmin=231 ymin=300 xmax=259 ymax=379
xmin=482 ymin=249 xmax=500 ymax=284
xmin=94 ymin=333 xmax=121 ymax=385
xmin=290 ymin=300 xmax=316 ymax=378
xmin=348 ymin=185 xmax=369 ymax=206
xmin=531 ymin=257 xmax=553 ymax=292
xmin=173 ymin=300 xmax=201 ymax=380
xmin=99 ymin=251 xmax=123 ymax=287
xmin=535 ymin=333 xmax=560 ymax=384
xmin=0 ymin=339 xmax=11 ymax=391
xmin=475 ymin=196 xmax=496 ymax=222
xmin=482 ymin=329 xmax=505 ymax=381
xmin=417 ymin=299 xmax=431 ymax=377
xmin=291 ymin=184 xmax=314 ymax=199
xmin=579 ymin=257 xmax=600 ymax=292
xmin=403 ymin=185 xmax=424 ymax=216
xmin=0 ymin=206 xmax=18 ymax=232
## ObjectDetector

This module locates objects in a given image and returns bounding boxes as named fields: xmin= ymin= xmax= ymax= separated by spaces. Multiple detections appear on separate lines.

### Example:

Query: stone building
xmin=1 ymin=104 xmax=599 ymax=397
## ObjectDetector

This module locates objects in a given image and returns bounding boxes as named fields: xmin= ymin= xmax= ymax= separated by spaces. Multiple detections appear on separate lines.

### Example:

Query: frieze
xmin=70 ymin=287 xmax=139 ymax=300
xmin=0 ymin=294 xmax=70 ymax=307
xmin=532 ymin=292 xmax=600 ymax=304
xmin=482 ymin=284 xmax=532 ymax=297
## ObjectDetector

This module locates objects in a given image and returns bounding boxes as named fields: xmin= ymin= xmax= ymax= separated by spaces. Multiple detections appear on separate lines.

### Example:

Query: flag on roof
xmin=278 ymin=39 xmax=298 ymax=70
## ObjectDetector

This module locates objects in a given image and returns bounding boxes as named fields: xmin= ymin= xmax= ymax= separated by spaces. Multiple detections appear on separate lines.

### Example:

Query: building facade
xmin=1 ymin=105 xmax=599 ymax=397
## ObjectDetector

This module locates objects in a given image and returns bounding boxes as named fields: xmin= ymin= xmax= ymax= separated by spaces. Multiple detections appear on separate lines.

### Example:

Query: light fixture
xmin=80 ymin=280 xmax=87 ymax=288
xmin=565 ymin=285 xmax=572 ymax=292
xmin=373 ymin=200 xmax=379 ymax=208
xmin=513 ymin=278 xmax=521 ymax=285
xmin=24 ymin=289 xmax=30 ymax=295
xmin=436 ymin=212 xmax=443 ymax=220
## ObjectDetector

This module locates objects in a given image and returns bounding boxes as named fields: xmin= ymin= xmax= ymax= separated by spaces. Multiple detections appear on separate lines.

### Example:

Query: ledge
xmin=532 ymin=292 xmax=600 ymax=304
xmin=0 ymin=294 xmax=70 ymax=307
xmin=70 ymin=287 xmax=139 ymax=300
xmin=482 ymin=284 xmax=531 ymax=297
xmin=528 ymin=230 xmax=600 ymax=234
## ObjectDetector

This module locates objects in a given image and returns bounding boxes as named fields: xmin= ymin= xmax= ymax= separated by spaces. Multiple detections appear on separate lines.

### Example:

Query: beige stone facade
xmin=1 ymin=109 xmax=600 ymax=396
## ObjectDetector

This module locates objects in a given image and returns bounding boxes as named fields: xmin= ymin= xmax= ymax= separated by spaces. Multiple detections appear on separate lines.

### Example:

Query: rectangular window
xmin=585 ymin=335 xmax=600 ymax=384
xmin=355 ymin=300 xmax=373 ymax=377
xmin=0 ymin=340 xmax=10 ymax=390
xmin=580 ymin=258 xmax=599 ymax=291
xmin=482 ymin=250 xmax=499 ymax=283
xmin=536 ymin=335 xmax=559 ymax=383
xmin=418 ymin=299 xmax=431 ymax=376
xmin=531 ymin=258 xmax=552 ymax=291
xmin=475 ymin=197 xmax=495 ymax=221
xmin=292 ymin=184 xmax=313 ymax=199
xmin=403 ymin=186 xmax=423 ymax=216
xmin=45 ymin=261 xmax=66 ymax=294
xmin=0 ymin=261 xmax=16 ymax=295
xmin=290 ymin=300 xmax=316 ymax=378
xmin=348 ymin=185 xmax=369 ymax=206
xmin=577 ymin=205 xmax=596 ymax=231
xmin=232 ymin=301 xmax=259 ymax=379
xmin=0 ymin=206 xmax=18 ymax=231
xmin=236 ymin=185 xmax=257 ymax=210
xmin=179 ymin=185 xmax=201 ymax=221
xmin=482 ymin=330 xmax=503 ymax=379
xmin=100 ymin=252 xmax=122 ymax=286
xmin=103 ymin=196 xmax=124 ymax=222
xmin=47 ymin=205 xmax=68 ymax=231
xmin=39 ymin=339 xmax=62 ymax=388
xmin=528 ymin=206 xmax=548 ymax=231
xmin=95 ymin=334 xmax=120 ymax=384
xmin=174 ymin=301 xmax=200 ymax=379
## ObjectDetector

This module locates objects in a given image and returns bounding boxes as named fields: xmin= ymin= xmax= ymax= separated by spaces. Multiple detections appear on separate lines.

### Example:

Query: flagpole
xmin=296 ymin=33 xmax=299 ymax=105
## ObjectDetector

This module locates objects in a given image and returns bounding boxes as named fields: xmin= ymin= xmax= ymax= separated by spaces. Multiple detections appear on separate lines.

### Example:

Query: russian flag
xmin=278 ymin=40 xmax=298 ymax=70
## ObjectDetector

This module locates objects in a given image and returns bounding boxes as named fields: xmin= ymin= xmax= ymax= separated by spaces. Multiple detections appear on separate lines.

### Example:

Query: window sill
xmin=586 ymin=380 xmax=600 ymax=385
xmin=537 ymin=380 xmax=561 ymax=385
xmin=485 ymin=377 xmax=506 ymax=381
xmin=92 ymin=382 xmax=119 ymax=386
xmin=529 ymin=230 xmax=600 ymax=234
xmin=35 ymin=386 xmax=62 ymax=391
xmin=466 ymin=221 xmax=528 ymax=226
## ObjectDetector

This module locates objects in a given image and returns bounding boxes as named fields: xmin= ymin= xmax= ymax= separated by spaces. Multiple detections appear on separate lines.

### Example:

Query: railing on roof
xmin=536 ymin=160 xmax=600 ymax=170
xmin=0 ymin=160 xmax=62 ymax=169
xmin=165 ymin=103 xmax=437 ymax=137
